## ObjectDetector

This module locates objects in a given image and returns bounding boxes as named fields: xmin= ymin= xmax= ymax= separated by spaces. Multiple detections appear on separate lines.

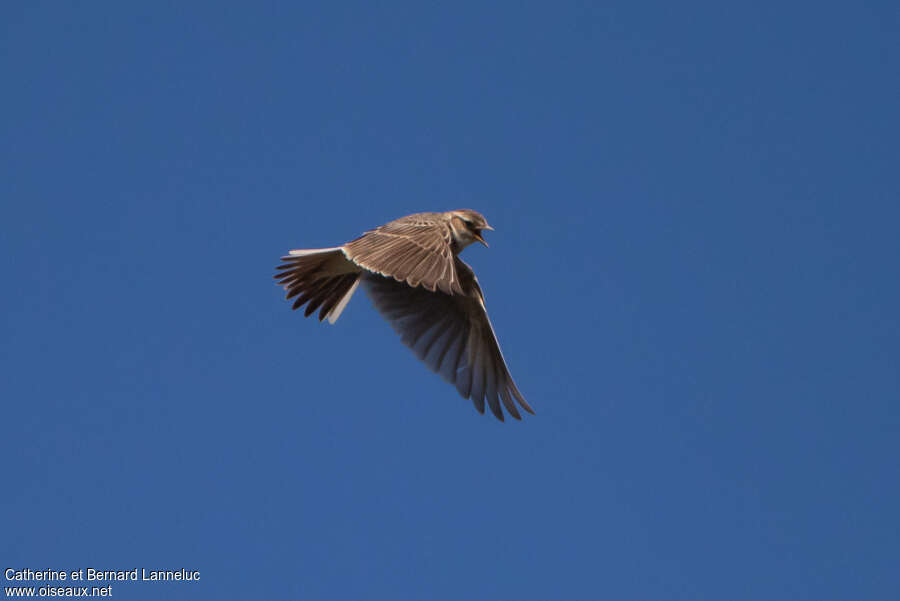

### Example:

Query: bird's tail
xmin=274 ymin=247 xmax=362 ymax=324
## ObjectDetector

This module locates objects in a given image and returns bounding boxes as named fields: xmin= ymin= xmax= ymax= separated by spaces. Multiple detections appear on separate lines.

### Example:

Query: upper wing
xmin=343 ymin=213 xmax=463 ymax=295
xmin=361 ymin=259 xmax=533 ymax=421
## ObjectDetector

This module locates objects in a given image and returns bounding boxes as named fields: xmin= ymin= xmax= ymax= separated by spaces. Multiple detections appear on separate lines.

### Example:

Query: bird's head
xmin=448 ymin=209 xmax=494 ymax=249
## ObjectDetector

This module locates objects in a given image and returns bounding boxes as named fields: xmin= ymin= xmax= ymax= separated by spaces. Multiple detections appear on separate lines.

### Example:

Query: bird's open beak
xmin=474 ymin=230 xmax=489 ymax=247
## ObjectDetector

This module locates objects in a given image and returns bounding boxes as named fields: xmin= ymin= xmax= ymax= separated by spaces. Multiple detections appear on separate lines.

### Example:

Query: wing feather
xmin=360 ymin=259 xmax=532 ymax=421
xmin=343 ymin=213 xmax=462 ymax=295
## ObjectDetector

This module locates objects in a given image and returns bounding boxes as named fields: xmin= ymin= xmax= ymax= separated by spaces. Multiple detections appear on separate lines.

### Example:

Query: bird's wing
xmin=343 ymin=214 xmax=463 ymax=295
xmin=362 ymin=259 xmax=533 ymax=421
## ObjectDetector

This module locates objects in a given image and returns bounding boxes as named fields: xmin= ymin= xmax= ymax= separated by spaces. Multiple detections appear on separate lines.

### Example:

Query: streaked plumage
xmin=274 ymin=210 xmax=534 ymax=421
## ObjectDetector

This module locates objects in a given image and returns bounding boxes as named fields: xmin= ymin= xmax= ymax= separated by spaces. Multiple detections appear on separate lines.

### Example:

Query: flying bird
xmin=274 ymin=210 xmax=534 ymax=421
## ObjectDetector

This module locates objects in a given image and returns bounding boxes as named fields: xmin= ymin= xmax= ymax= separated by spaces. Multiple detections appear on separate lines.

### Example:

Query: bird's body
xmin=274 ymin=210 xmax=533 ymax=421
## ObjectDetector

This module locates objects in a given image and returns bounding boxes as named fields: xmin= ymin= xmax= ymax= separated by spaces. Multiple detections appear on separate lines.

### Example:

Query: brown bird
xmin=274 ymin=210 xmax=534 ymax=421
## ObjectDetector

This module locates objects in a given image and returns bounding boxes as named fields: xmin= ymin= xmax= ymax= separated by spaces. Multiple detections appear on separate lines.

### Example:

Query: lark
xmin=274 ymin=210 xmax=534 ymax=421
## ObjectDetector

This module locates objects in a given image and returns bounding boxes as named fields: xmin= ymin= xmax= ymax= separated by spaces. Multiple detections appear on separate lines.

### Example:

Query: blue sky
xmin=2 ymin=2 xmax=898 ymax=599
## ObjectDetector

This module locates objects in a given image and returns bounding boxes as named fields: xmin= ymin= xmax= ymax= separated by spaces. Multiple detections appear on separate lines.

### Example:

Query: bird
xmin=274 ymin=209 xmax=534 ymax=421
